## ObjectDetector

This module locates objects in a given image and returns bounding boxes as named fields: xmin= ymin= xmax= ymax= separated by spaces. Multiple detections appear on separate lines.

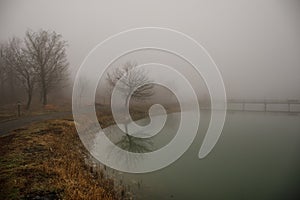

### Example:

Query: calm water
xmin=104 ymin=111 xmax=300 ymax=200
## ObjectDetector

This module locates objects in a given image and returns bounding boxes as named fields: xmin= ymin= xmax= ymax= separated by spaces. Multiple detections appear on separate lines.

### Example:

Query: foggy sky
xmin=1 ymin=0 xmax=300 ymax=100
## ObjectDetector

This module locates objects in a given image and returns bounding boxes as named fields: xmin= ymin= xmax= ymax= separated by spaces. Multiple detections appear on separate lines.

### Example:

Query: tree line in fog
xmin=0 ymin=29 xmax=69 ymax=109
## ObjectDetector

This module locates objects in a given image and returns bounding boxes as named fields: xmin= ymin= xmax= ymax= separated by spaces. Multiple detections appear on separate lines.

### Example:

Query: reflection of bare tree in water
xmin=102 ymin=123 xmax=154 ymax=169
xmin=115 ymin=132 xmax=153 ymax=153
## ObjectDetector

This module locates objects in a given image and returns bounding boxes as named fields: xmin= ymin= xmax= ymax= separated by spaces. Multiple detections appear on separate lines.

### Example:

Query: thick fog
xmin=1 ymin=0 xmax=300 ymax=100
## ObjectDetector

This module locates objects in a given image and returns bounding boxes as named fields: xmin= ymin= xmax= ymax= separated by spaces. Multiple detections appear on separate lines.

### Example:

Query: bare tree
xmin=0 ymin=44 xmax=19 ymax=103
xmin=1 ymin=38 xmax=36 ymax=109
xmin=107 ymin=61 xmax=154 ymax=107
xmin=106 ymin=61 xmax=154 ymax=150
xmin=24 ymin=29 xmax=69 ymax=105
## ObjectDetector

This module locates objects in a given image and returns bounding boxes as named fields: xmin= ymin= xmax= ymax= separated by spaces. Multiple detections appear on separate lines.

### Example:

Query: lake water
xmin=102 ymin=111 xmax=300 ymax=200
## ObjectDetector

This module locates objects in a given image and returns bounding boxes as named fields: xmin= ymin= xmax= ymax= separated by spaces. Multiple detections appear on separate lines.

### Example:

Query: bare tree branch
xmin=24 ymin=29 xmax=69 ymax=105
xmin=1 ymin=38 xmax=36 ymax=109
xmin=106 ymin=61 xmax=154 ymax=103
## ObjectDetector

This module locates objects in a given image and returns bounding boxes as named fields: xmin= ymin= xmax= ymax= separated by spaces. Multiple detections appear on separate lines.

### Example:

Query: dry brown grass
xmin=0 ymin=119 xmax=127 ymax=200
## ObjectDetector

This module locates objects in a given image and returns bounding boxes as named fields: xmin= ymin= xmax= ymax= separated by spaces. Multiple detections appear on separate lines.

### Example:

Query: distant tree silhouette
xmin=24 ymin=29 xmax=69 ymax=105
xmin=1 ymin=38 xmax=36 ymax=109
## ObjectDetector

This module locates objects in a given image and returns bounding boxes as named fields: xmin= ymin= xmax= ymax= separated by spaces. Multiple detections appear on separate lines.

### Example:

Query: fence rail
xmin=227 ymin=99 xmax=300 ymax=112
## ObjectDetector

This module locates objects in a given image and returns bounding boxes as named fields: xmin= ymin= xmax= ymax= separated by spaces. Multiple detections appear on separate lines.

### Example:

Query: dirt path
xmin=0 ymin=111 xmax=72 ymax=136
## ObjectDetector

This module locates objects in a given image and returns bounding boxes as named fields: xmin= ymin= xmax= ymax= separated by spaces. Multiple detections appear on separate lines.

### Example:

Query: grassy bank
xmin=0 ymin=119 xmax=129 ymax=200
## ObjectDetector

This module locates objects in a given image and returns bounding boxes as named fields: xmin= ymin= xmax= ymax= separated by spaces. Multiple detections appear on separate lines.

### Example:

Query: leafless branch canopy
xmin=107 ymin=61 xmax=154 ymax=102
xmin=0 ymin=29 xmax=69 ymax=107
xmin=24 ymin=29 xmax=69 ymax=105
xmin=1 ymin=38 xmax=36 ymax=109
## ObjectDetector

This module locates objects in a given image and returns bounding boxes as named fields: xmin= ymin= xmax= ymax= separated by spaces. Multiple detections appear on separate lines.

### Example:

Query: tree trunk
xmin=43 ymin=90 xmax=47 ymax=105
xmin=124 ymin=95 xmax=132 ymax=146
xmin=26 ymin=90 xmax=32 ymax=110
xmin=8 ymin=71 xmax=16 ymax=101
xmin=41 ymin=64 xmax=47 ymax=105
xmin=25 ymin=77 xmax=33 ymax=109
